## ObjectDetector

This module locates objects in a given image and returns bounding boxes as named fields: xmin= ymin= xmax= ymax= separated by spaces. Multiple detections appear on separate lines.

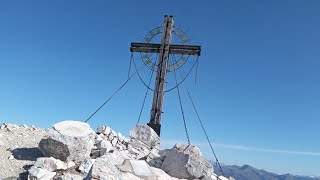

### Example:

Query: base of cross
xmin=147 ymin=123 xmax=161 ymax=137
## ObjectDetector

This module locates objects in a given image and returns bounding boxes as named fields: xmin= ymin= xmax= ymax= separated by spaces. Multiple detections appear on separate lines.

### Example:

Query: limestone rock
xmin=150 ymin=167 xmax=179 ymax=180
xmin=38 ymin=120 xmax=95 ymax=163
xmin=53 ymin=173 xmax=84 ymax=180
xmin=79 ymin=159 xmax=95 ymax=174
xmin=146 ymin=148 xmax=164 ymax=168
xmin=117 ymin=159 xmax=153 ymax=179
xmin=28 ymin=166 xmax=56 ymax=180
xmin=161 ymin=143 xmax=214 ymax=179
xmin=129 ymin=125 xmax=160 ymax=149
xmin=96 ymin=125 xmax=106 ymax=134
xmin=121 ymin=172 xmax=143 ymax=180
xmin=88 ymin=154 xmax=123 ymax=180
xmin=66 ymin=161 xmax=76 ymax=169
xmin=34 ymin=157 xmax=67 ymax=172
xmin=112 ymin=137 xmax=118 ymax=147
xmin=97 ymin=139 xmax=113 ymax=151
xmin=128 ymin=144 xmax=140 ymax=155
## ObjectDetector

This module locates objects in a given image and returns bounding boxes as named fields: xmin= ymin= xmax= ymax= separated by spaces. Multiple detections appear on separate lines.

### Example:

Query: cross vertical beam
xmin=147 ymin=15 xmax=174 ymax=136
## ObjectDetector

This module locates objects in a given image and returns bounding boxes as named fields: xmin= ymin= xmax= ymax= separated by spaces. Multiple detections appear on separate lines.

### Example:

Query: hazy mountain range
xmin=212 ymin=163 xmax=320 ymax=180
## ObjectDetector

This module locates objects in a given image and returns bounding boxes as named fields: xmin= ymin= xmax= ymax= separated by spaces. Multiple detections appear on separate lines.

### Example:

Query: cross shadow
xmin=11 ymin=147 xmax=44 ymax=161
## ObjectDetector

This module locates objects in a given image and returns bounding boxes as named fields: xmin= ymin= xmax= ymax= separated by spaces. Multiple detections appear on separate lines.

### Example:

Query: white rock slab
xmin=150 ymin=167 xmax=180 ymax=180
xmin=79 ymin=159 xmax=95 ymax=174
xmin=28 ymin=166 xmax=56 ymax=180
xmin=34 ymin=157 xmax=67 ymax=172
xmin=117 ymin=159 xmax=153 ymax=179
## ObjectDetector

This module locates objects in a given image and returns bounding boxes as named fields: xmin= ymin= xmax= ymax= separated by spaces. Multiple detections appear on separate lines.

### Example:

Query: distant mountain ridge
xmin=212 ymin=163 xmax=320 ymax=180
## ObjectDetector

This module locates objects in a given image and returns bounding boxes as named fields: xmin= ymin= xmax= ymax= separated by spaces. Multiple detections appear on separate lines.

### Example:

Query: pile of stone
xmin=24 ymin=120 xmax=233 ymax=180
xmin=91 ymin=124 xmax=130 ymax=158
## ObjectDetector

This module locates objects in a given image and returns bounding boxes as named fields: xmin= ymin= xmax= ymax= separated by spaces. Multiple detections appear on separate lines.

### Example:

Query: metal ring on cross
xmin=141 ymin=26 xmax=190 ymax=72
xmin=133 ymin=26 xmax=199 ymax=93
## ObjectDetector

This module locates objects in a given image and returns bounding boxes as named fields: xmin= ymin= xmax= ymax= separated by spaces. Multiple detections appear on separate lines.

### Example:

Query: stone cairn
xmin=26 ymin=120 xmax=233 ymax=180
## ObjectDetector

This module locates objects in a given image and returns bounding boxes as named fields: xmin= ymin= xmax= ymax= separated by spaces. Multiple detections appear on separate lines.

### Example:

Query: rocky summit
xmin=0 ymin=120 xmax=234 ymax=180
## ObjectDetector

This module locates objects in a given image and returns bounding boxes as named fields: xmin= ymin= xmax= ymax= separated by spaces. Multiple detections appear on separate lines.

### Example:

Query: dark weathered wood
xmin=155 ymin=16 xmax=174 ymax=126
xmin=131 ymin=42 xmax=201 ymax=50
xmin=130 ymin=47 xmax=200 ymax=55
xmin=131 ymin=43 xmax=201 ymax=56
xmin=149 ymin=16 xmax=168 ymax=126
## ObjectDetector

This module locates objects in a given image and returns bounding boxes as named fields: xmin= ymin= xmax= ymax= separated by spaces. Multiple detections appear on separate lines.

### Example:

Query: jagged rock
xmin=96 ymin=125 xmax=106 ymax=134
xmin=88 ymin=154 xmax=123 ymax=180
xmin=96 ymin=125 xmax=112 ymax=136
xmin=129 ymin=125 xmax=160 ymax=149
xmin=66 ymin=161 xmax=76 ymax=169
xmin=79 ymin=159 xmax=95 ymax=174
xmin=150 ymin=167 xmax=180 ymax=180
xmin=96 ymin=139 xmax=113 ymax=151
xmin=95 ymin=134 xmax=104 ymax=144
xmin=28 ymin=166 xmax=56 ymax=180
xmin=161 ymin=143 xmax=214 ymax=179
xmin=34 ymin=157 xmax=67 ymax=172
xmin=53 ymin=173 xmax=83 ymax=180
xmin=38 ymin=120 xmax=95 ymax=163
xmin=128 ymin=144 xmax=140 ymax=155
xmin=112 ymin=137 xmax=118 ymax=146
xmin=146 ymin=148 xmax=164 ymax=168
xmin=117 ymin=159 xmax=153 ymax=179
xmin=121 ymin=172 xmax=143 ymax=180
xmin=21 ymin=124 xmax=28 ymax=128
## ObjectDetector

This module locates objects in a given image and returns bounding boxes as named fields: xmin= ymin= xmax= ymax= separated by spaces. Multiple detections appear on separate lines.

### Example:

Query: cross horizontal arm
xmin=130 ymin=42 xmax=201 ymax=56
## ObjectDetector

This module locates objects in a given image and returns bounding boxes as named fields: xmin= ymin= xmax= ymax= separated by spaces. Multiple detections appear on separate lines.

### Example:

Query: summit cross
xmin=130 ymin=15 xmax=201 ymax=136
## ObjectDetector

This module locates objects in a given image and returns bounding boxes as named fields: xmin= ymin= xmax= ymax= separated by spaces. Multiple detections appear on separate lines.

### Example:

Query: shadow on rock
xmin=18 ymin=172 xmax=29 ymax=180
xmin=12 ymin=147 xmax=44 ymax=161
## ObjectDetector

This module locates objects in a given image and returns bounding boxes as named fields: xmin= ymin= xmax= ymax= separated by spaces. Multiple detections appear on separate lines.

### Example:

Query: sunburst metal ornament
xmin=141 ymin=26 xmax=191 ymax=72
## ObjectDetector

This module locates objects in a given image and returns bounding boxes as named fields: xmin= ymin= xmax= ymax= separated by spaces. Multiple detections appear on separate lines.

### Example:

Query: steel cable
xmin=136 ymin=54 xmax=158 ymax=124
xmin=173 ymin=55 xmax=225 ymax=177
xmin=85 ymin=54 xmax=146 ymax=123
xmin=172 ymin=57 xmax=190 ymax=145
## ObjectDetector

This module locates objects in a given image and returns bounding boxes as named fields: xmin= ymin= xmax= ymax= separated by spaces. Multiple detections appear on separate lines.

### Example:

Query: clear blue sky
xmin=1 ymin=0 xmax=319 ymax=176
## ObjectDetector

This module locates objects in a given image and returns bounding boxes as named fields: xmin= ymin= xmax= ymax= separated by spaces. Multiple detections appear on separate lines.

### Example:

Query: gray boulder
xmin=161 ymin=143 xmax=214 ymax=179
xmin=88 ymin=154 xmax=123 ymax=180
xmin=38 ymin=120 xmax=95 ymax=164
xmin=129 ymin=125 xmax=160 ymax=149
